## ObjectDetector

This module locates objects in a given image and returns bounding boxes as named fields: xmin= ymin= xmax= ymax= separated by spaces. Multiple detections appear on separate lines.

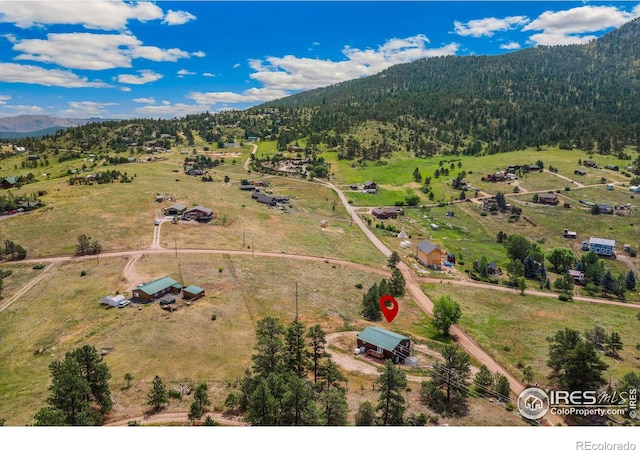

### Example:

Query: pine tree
xmin=602 ymin=270 xmax=615 ymax=293
xmin=147 ymin=375 xmax=168 ymax=411
xmin=284 ymin=320 xmax=309 ymax=378
xmin=474 ymin=365 xmax=494 ymax=396
xmin=307 ymin=325 xmax=328 ymax=384
xmin=605 ymin=332 xmax=623 ymax=357
xmin=389 ymin=268 xmax=406 ymax=296
xmin=193 ymin=382 xmax=211 ymax=411
xmin=376 ymin=359 xmax=407 ymax=425
xmin=355 ymin=401 xmax=375 ymax=426
xmin=494 ymin=373 xmax=511 ymax=402
xmin=362 ymin=283 xmax=381 ymax=321
xmin=523 ymin=254 xmax=537 ymax=279
xmin=625 ymin=270 xmax=636 ymax=291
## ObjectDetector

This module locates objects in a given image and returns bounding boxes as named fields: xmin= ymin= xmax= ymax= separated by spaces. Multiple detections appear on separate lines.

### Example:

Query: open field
xmin=422 ymin=282 xmax=640 ymax=388
xmin=0 ymin=253 xmax=432 ymax=425
xmin=1 ymin=156 xmax=386 ymax=266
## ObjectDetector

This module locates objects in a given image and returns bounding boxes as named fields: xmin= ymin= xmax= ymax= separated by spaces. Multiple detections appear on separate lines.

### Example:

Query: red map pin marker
xmin=379 ymin=294 xmax=399 ymax=323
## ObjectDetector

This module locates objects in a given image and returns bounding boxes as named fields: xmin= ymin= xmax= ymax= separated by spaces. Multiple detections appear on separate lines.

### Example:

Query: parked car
xmin=118 ymin=300 xmax=131 ymax=308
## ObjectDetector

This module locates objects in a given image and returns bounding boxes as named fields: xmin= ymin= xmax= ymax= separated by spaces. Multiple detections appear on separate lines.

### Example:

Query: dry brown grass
xmin=0 ymin=254 xmax=398 ymax=425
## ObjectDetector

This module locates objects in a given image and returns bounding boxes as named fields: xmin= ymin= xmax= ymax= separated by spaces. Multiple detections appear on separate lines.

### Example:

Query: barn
xmin=132 ymin=276 xmax=182 ymax=302
xmin=356 ymin=326 xmax=411 ymax=364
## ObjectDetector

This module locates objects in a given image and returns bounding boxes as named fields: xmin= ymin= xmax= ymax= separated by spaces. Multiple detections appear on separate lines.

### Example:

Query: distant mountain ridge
xmin=0 ymin=115 xmax=105 ymax=134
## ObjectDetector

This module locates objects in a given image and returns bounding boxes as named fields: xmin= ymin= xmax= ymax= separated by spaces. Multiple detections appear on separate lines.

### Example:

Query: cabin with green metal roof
xmin=182 ymin=285 xmax=205 ymax=301
xmin=1 ymin=176 xmax=19 ymax=189
xmin=132 ymin=276 xmax=182 ymax=302
xmin=356 ymin=326 xmax=411 ymax=364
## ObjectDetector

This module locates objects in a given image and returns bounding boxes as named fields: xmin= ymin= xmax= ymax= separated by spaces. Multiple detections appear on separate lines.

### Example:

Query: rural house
xmin=568 ymin=269 xmax=585 ymax=285
xmin=537 ymin=193 xmax=559 ymax=205
xmin=372 ymin=206 xmax=404 ymax=219
xmin=184 ymin=206 xmax=213 ymax=222
xmin=588 ymin=237 xmax=616 ymax=257
xmin=417 ymin=239 xmax=445 ymax=270
xmin=255 ymin=194 xmax=277 ymax=206
xmin=132 ymin=276 xmax=182 ymax=302
xmin=356 ymin=326 xmax=411 ymax=364
xmin=597 ymin=204 xmax=614 ymax=214
xmin=182 ymin=285 xmax=205 ymax=301
xmin=240 ymin=184 xmax=256 ymax=191
xmin=164 ymin=203 xmax=187 ymax=215
xmin=363 ymin=181 xmax=377 ymax=191
xmin=1 ymin=176 xmax=18 ymax=189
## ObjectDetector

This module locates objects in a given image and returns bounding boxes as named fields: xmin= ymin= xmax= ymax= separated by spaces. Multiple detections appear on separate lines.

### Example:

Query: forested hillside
xmin=259 ymin=17 xmax=640 ymax=157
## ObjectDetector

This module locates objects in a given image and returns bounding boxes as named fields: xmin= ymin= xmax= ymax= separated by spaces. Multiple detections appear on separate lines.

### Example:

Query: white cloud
xmin=0 ymin=1 xmax=164 ymax=31
xmin=118 ymin=70 xmax=163 ymax=85
xmin=192 ymin=51 xmax=206 ymax=58
xmin=523 ymin=4 xmax=640 ymax=46
xmin=130 ymin=45 xmax=190 ymax=63
xmin=177 ymin=69 xmax=195 ymax=77
xmin=120 ymin=86 xmax=131 ymax=92
xmin=60 ymin=101 xmax=117 ymax=117
xmin=134 ymin=102 xmax=208 ymax=117
xmin=203 ymin=72 xmax=215 ymax=77
xmin=187 ymin=35 xmax=459 ymax=108
xmin=453 ymin=16 xmax=530 ymax=37
xmin=188 ymin=88 xmax=289 ymax=106
xmin=0 ymin=94 xmax=10 ymax=104
xmin=2 ymin=104 xmax=44 ymax=115
xmin=500 ymin=42 xmax=521 ymax=50
xmin=133 ymin=97 xmax=156 ymax=104
xmin=233 ymin=63 xmax=241 ymax=69
xmin=163 ymin=10 xmax=196 ymax=26
xmin=11 ymin=33 xmax=192 ymax=70
xmin=0 ymin=62 xmax=109 ymax=87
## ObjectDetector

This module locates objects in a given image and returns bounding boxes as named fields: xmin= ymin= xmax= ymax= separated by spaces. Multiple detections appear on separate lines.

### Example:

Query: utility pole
xmin=243 ymin=230 xmax=246 ymax=248
xmin=251 ymin=238 xmax=254 ymax=257
xmin=175 ymin=238 xmax=177 ymax=257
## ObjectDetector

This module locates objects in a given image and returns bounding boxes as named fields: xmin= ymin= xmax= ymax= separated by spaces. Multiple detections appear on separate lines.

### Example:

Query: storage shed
xmin=356 ymin=326 xmax=411 ymax=364
xmin=101 ymin=294 xmax=128 ymax=308
xmin=182 ymin=285 xmax=205 ymax=301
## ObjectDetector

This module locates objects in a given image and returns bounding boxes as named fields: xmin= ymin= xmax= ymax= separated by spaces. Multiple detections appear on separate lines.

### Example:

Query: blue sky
xmin=0 ymin=1 xmax=639 ymax=119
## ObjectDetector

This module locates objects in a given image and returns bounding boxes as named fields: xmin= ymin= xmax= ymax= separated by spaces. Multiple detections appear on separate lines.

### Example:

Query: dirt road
xmin=105 ymin=411 xmax=246 ymax=427
xmin=0 ymin=262 xmax=58 ymax=313
xmin=243 ymin=143 xmax=258 ymax=171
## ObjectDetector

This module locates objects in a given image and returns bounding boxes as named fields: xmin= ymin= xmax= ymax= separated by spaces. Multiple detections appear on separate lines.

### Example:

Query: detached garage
xmin=356 ymin=326 xmax=411 ymax=364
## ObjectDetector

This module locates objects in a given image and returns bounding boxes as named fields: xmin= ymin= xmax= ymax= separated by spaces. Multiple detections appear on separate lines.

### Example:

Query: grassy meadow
xmin=0 ymin=253 xmax=437 ymax=425
xmin=422 ymin=282 xmax=640 ymax=387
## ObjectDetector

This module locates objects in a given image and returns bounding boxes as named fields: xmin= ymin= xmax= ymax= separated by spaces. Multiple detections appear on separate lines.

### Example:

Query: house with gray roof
xmin=164 ymin=203 xmax=187 ymax=215
xmin=417 ymin=239 xmax=445 ymax=270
